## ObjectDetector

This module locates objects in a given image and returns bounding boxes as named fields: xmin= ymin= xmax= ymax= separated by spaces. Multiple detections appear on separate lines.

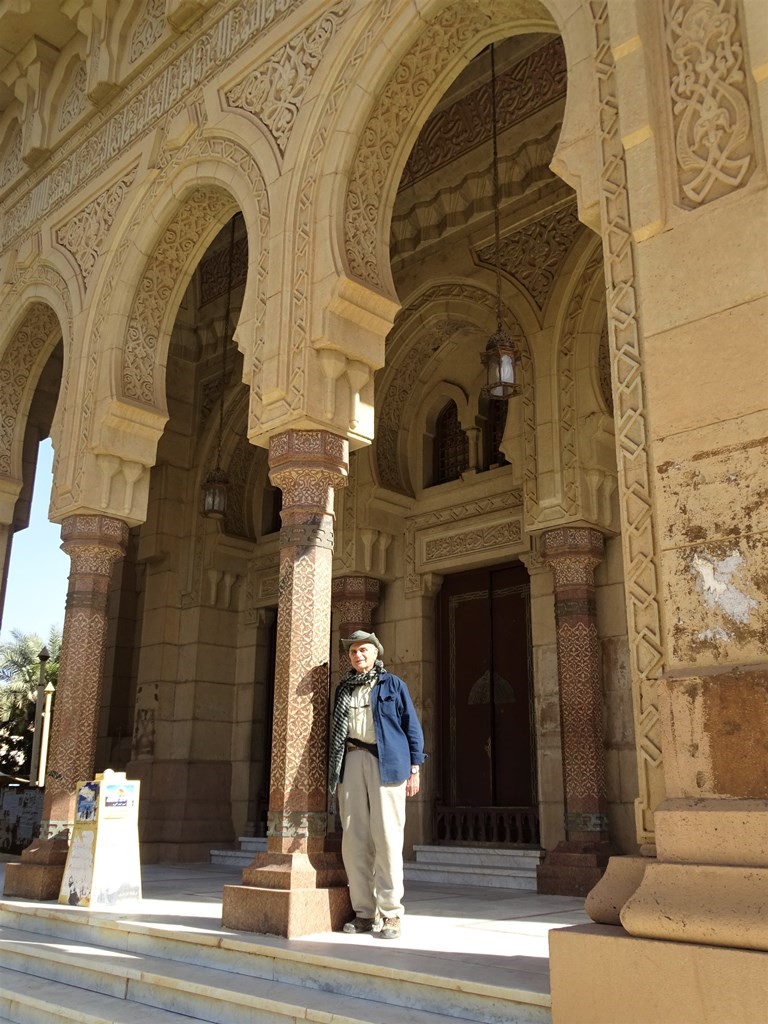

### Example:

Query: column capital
xmin=541 ymin=526 xmax=604 ymax=587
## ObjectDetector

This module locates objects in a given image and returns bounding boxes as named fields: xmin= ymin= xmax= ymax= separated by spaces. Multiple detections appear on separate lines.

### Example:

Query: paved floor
xmin=0 ymin=857 xmax=589 ymax=1000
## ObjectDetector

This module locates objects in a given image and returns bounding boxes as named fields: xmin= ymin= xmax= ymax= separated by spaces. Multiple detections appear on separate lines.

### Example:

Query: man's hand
xmin=406 ymin=773 xmax=420 ymax=797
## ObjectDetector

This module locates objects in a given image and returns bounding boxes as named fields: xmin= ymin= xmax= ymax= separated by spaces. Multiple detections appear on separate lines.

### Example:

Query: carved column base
xmin=536 ymin=840 xmax=615 ymax=897
xmin=2 ymin=836 xmax=69 ymax=900
xmin=222 ymin=851 xmax=351 ymax=937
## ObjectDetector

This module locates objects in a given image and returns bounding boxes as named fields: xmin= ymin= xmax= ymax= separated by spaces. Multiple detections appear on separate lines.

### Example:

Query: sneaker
xmin=342 ymin=916 xmax=375 ymax=934
xmin=379 ymin=916 xmax=401 ymax=939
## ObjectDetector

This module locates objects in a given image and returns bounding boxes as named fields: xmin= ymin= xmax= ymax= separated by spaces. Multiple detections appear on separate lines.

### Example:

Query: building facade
xmin=0 ymin=0 xmax=766 ymax=1009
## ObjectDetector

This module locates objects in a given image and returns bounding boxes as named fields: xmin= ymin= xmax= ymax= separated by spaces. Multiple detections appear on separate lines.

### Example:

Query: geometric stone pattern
xmin=225 ymin=2 xmax=351 ymax=157
xmin=542 ymin=527 xmax=608 ymax=838
xmin=592 ymin=0 xmax=666 ymax=845
xmin=266 ymin=430 xmax=349 ymax=854
xmin=42 ymin=515 xmax=129 ymax=831
xmin=662 ymin=0 xmax=758 ymax=209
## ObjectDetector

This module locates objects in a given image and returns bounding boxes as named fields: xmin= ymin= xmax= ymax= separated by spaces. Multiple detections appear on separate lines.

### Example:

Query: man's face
xmin=348 ymin=641 xmax=378 ymax=674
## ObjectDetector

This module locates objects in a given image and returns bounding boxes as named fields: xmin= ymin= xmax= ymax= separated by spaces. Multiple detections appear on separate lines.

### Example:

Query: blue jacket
xmin=340 ymin=672 xmax=426 ymax=786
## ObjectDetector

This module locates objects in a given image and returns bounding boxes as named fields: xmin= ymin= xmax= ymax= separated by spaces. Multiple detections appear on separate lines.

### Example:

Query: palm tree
xmin=0 ymin=627 xmax=60 ymax=777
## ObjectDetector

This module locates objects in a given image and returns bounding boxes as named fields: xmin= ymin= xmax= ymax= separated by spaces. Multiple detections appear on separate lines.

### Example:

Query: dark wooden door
xmin=437 ymin=562 xmax=536 ymax=813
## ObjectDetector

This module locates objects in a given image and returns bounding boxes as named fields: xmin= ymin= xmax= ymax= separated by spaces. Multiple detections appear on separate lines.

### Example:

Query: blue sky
xmin=1 ymin=439 xmax=69 ymax=644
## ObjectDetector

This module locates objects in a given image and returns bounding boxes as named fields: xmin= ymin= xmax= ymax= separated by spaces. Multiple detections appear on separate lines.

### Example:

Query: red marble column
xmin=222 ymin=429 xmax=351 ymax=936
xmin=4 ymin=514 xmax=128 ymax=899
xmin=537 ymin=527 xmax=615 ymax=896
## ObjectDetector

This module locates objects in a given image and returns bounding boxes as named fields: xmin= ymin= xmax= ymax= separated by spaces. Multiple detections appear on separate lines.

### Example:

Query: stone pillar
xmin=331 ymin=574 xmax=380 ymax=666
xmin=42 ymin=515 xmax=130 ymax=831
xmin=222 ymin=429 xmax=351 ymax=937
xmin=3 ymin=514 xmax=128 ymax=899
xmin=536 ymin=527 xmax=614 ymax=895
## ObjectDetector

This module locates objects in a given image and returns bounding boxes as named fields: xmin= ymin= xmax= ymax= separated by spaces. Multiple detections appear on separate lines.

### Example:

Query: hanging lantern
xmin=201 ymin=465 xmax=229 ymax=519
xmin=200 ymin=215 xmax=237 ymax=520
xmin=480 ymin=42 xmax=522 ymax=402
xmin=482 ymin=324 xmax=521 ymax=399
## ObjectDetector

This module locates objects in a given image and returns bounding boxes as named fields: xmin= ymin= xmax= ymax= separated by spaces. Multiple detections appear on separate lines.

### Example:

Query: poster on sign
xmin=59 ymin=770 xmax=141 ymax=908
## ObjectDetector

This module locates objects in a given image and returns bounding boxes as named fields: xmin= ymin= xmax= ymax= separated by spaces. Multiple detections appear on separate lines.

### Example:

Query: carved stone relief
xmin=475 ymin=201 xmax=583 ymax=311
xmin=404 ymin=490 xmax=523 ymax=594
xmin=225 ymin=1 xmax=351 ymax=156
xmin=130 ymin=0 xmax=167 ymax=65
xmin=0 ymin=302 xmax=61 ymax=476
xmin=663 ymin=0 xmax=758 ymax=209
xmin=1 ymin=0 xmax=294 ymax=249
xmin=399 ymin=36 xmax=567 ymax=189
xmin=0 ymin=126 xmax=23 ymax=192
xmin=55 ymin=165 xmax=139 ymax=288
xmin=58 ymin=63 xmax=88 ymax=132
xmin=593 ymin=1 xmax=665 ymax=843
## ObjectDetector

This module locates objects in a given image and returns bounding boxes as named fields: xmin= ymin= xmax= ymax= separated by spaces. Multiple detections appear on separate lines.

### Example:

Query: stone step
xmin=0 ymin=964 xmax=204 ymax=1024
xmin=413 ymin=846 xmax=543 ymax=870
xmin=0 ymin=903 xmax=550 ymax=1024
xmin=209 ymin=836 xmax=266 ymax=867
xmin=405 ymin=846 xmax=542 ymax=890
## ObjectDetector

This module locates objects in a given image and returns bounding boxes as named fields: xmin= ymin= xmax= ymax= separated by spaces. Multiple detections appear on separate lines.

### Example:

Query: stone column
xmin=3 ymin=514 xmax=129 ymax=900
xmin=42 ymin=515 xmax=130 ymax=831
xmin=331 ymin=574 xmax=380 ymax=667
xmin=222 ymin=429 xmax=351 ymax=937
xmin=536 ymin=527 xmax=614 ymax=895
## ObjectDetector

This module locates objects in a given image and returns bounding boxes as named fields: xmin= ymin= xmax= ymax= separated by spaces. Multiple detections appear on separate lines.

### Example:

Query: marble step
xmin=405 ymin=846 xmax=542 ymax=890
xmin=209 ymin=836 xmax=266 ymax=867
xmin=0 ymin=964 xmax=204 ymax=1024
xmin=0 ymin=905 xmax=550 ymax=1024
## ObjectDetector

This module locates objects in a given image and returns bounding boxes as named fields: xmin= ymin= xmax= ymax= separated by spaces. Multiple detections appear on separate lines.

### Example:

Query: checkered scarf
xmin=328 ymin=660 xmax=382 ymax=794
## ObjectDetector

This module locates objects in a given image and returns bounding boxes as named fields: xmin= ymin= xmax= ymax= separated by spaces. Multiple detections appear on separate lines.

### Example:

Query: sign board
xmin=59 ymin=770 xmax=141 ymax=908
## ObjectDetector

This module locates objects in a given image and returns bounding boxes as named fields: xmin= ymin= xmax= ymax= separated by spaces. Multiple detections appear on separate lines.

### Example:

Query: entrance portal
xmin=436 ymin=562 xmax=538 ymax=845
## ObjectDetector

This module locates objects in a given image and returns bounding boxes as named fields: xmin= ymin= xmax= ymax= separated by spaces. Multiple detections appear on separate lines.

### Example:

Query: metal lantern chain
xmin=481 ymin=42 xmax=522 ymax=400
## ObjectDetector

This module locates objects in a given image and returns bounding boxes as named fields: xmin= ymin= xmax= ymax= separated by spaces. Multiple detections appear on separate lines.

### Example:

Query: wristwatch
xmin=410 ymin=765 xmax=420 ymax=775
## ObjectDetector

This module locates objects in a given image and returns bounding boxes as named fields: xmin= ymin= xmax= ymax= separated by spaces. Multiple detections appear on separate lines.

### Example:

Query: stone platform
xmin=0 ymin=859 xmax=587 ymax=1024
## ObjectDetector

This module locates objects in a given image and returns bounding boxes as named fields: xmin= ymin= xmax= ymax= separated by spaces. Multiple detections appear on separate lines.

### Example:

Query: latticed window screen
xmin=488 ymin=398 xmax=509 ymax=466
xmin=434 ymin=400 xmax=469 ymax=484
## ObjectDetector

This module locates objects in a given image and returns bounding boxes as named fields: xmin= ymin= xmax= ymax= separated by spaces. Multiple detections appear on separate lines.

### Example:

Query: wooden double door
xmin=437 ymin=563 xmax=537 ymax=835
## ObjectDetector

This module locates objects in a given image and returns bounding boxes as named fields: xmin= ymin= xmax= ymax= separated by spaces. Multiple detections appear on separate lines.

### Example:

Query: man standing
xmin=328 ymin=630 xmax=426 ymax=939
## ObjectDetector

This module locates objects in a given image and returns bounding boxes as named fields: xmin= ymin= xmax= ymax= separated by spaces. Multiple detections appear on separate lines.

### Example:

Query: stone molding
xmin=404 ymin=490 xmax=525 ymax=595
xmin=592 ymin=0 xmax=665 ymax=845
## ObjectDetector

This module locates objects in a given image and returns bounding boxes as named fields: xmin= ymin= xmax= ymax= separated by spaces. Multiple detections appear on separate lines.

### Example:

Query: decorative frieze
xmin=399 ymin=36 xmax=567 ymax=189
xmin=663 ymin=0 xmax=757 ymax=208
xmin=404 ymin=490 xmax=524 ymax=594
xmin=225 ymin=1 xmax=351 ymax=156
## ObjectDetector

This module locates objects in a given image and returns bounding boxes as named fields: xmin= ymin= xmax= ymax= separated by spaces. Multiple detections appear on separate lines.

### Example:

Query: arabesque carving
xmin=55 ymin=165 xmax=139 ymax=287
xmin=475 ymin=201 xmax=583 ymax=310
xmin=122 ymin=187 xmax=231 ymax=404
xmin=0 ymin=127 xmax=23 ymax=192
xmin=0 ymin=303 xmax=61 ymax=475
xmin=663 ymin=0 xmax=757 ymax=208
xmin=58 ymin=62 xmax=88 ymax=132
xmin=592 ymin=0 xmax=665 ymax=843
xmin=130 ymin=0 xmax=167 ymax=64
xmin=400 ymin=36 xmax=566 ymax=189
xmin=225 ymin=2 xmax=351 ymax=156
xmin=0 ymin=0 xmax=295 ymax=249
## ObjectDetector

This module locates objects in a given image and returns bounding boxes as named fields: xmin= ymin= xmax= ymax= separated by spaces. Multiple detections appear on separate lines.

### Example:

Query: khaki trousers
xmin=338 ymin=749 xmax=407 ymax=919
